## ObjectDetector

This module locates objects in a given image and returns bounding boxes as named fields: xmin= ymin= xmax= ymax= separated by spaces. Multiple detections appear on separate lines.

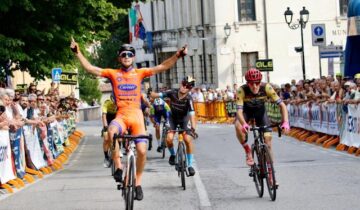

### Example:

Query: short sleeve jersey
xmin=101 ymin=68 xmax=153 ymax=111
xmin=150 ymin=98 xmax=171 ymax=116
xmin=161 ymin=89 xmax=194 ymax=119
xmin=102 ymin=99 xmax=117 ymax=115
xmin=236 ymin=83 xmax=282 ymax=110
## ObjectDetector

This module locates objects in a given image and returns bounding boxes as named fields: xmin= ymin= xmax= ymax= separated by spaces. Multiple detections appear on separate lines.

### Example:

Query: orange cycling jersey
xmin=101 ymin=67 xmax=153 ymax=112
xmin=101 ymin=67 xmax=153 ymax=139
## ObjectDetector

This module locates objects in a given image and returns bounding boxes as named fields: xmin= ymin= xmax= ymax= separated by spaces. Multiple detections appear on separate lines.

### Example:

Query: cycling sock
xmin=157 ymin=139 xmax=160 ymax=146
xmin=168 ymin=147 xmax=175 ymax=156
xmin=104 ymin=151 xmax=109 ymax=159
xmin=186 ymin=154 xmax=193 ymax=167
xmin=242 ymin=143 xmax=251 ymax=154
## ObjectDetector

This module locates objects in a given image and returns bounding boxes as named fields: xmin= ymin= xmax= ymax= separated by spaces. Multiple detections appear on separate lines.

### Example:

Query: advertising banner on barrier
xmin=341 ymin=105 xmax=360 ymax=147
xmin=9 ymin=128 xmax=26 ymax=178
xmin=286 ymin=103 xmax=340 ymax=136
xmin=23 ymin=125 xmax=47 ymax=169
xmin=0 ymin=130 xmax=16 ymax=183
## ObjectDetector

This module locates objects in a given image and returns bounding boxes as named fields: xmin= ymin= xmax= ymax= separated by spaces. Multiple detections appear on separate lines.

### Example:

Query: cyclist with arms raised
xmin=235 ymin=68 xmax=289 ymax=184
xmin=71 ymin=38 xmax=187 ymax=200
xmin=101 ymin=94 xmax=117 ymax=168
xmin=150 ymin=76 xmax=197 ymax=176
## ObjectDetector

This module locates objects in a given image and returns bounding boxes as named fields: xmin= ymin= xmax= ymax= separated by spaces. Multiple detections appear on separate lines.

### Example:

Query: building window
xmin=209 ymin=55 xmax=214 ymax=84
xmin=190 ymin=56 xmax=195 ymax=78
xmin=173 ymin=62 xmax=178 ymax=83
xmin=199 ymin=55 xmax=204 ymax=84
xmin=182 ymin=57 xmax=186 ymax=79
xmin=339 ymin=0 xmax=348 ymax=16
xmin=241 ymin=52 xmax=258 ymax=76
xmin=237 ymin=0 xmax=256 ymax=21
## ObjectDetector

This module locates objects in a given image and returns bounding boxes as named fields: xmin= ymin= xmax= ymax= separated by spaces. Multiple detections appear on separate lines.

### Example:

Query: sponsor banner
xmin=23 ymin=125 xmax=47 ymax=169
xmin=9 ymin=128 xmax=26 ymax=178
xmin=282 ymin=103 xmax=340 ymax=136
xmin=310 ymin=103 xmax=321 ymax=132
xmin=0 ymin=130 xmax=16 ymax=183
xmin=341 ymin=105 xmax=360 ymax=147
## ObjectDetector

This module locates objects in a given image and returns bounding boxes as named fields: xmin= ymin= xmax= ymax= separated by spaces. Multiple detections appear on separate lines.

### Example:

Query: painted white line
xmin=192 ymin=160 xmax=211 ymax=207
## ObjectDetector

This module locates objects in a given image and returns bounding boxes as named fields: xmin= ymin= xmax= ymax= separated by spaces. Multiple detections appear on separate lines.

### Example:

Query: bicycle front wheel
xmin=161 ymin=129 xmax=166 ymax=159
xmin=262 ymin=146 xmax=276 ymax=201
xmin=125 ymin=156 xmax=136 ymax=210
xmin=177 ymin=143 xmax=186 ymax=190
xmin=251 ymin=145 xmax=264 ymax=197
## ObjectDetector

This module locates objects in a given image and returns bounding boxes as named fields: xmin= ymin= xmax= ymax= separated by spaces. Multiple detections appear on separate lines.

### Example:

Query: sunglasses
xmin=248 ymin=81 xmax=261 ymax=86
xmin=119 ymin=51 xmax=134 ymax=58
xmin=181 ymin=81 xmax=193 ymax=89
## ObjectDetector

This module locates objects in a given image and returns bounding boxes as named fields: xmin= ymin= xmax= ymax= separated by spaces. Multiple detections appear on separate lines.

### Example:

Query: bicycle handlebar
xmin=113 ymin=134 xmax=152 ymax=141
xmin=250 ymin=124 xmax=282 ymax=138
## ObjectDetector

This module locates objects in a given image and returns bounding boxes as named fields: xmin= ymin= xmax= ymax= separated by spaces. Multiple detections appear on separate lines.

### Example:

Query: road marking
xmin=192 ymin=160 xmax=211 ymax=207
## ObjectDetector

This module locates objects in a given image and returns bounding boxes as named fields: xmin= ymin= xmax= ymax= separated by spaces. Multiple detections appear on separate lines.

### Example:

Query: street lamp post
xmin=284 ymin=6 xmax=309 ymax=80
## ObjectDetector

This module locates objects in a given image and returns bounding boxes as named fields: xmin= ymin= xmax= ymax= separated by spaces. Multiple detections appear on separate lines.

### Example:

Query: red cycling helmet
xmin=245 ymin=68 xmax=262 ymax=82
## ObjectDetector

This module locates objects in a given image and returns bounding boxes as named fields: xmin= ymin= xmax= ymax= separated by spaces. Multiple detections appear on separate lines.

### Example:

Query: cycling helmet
xmin=182 ymin=76 xmax=196 ymax=88
xmin=245 ymin=68 xmax=262 ymax=82
xmin=117 ymin=44 xmax=135 ymax=56
xmin=355 ymin=73 xmax=360 ymax=79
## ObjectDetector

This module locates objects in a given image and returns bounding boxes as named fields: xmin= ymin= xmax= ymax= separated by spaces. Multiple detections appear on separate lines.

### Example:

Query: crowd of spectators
xmin=188 ymin=73 xmax=360 ymax=105
xmin=0 ymin=81 xmax=79 ymax=131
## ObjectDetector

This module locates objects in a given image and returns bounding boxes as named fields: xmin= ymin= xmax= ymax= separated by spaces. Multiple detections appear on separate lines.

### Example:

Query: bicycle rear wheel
xmin=251 ymin=145 xmax=264 ymax=197
xmin=125 ymin=156 xmax=136 ymax=210
xmin=262 ymin=146 xmax=276 ymax=201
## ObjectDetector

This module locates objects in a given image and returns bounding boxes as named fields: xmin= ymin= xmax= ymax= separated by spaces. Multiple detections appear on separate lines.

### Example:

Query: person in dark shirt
xmin=149 ymin=76 xmax=197 ymax=176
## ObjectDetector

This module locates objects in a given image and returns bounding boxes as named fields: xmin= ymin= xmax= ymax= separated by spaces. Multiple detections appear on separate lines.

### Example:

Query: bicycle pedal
xmin=117 ymin=184 xmax=123 ymax=190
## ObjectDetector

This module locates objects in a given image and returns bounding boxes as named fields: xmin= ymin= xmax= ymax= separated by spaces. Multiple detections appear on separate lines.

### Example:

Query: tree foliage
xmin=0 ymin=0 xmax=132 ymax=79
xmin=78 ymin=67 xmax=102 ymax=104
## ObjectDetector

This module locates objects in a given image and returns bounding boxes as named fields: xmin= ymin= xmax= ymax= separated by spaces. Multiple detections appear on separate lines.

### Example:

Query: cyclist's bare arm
xmin=70 ymin=37 xmax=102 ymax=77
xmin=278 ymin=102 xmax=289 ymax=123
xmin=101 ymin=113 xmax=108 ymax=127
xmin=150 ymin=45 xmax=187 ymax=75
xmin=189 ymin=113 xmax=197 ymax=130
xmin=235 ymin=87 xmax=247 ymax=125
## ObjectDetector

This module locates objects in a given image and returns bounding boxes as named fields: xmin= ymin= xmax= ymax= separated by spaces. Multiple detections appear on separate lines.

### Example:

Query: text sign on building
xmin=256 ymin=59 xmax=273 ymax=72
xmin=52 ymin=68 xmax=62 ymax=83
xmin=319 ymin=44 xmax=343 ymax=58
xmin=311 ymin=24 xmax=326 ymax=46
xmin=60 ymin=72 xmax=78 ymax=85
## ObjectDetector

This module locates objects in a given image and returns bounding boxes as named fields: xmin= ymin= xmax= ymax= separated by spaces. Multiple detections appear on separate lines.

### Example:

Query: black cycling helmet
xmin=182 ymin=76 xmax=196 ymax=89
xmin=117 ymin=44 xmax=135 ymax=56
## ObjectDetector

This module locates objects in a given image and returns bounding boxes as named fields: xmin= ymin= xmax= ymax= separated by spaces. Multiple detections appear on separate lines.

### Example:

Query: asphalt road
xmin=1 ymin=120 xmax=360 ymax=210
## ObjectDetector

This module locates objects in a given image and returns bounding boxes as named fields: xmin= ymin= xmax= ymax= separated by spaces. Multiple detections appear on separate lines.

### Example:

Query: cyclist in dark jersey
xmin=149 ymin=76 xmax=197 ymax=176
xmin=235 ymin=68 xmax=289 ymax=169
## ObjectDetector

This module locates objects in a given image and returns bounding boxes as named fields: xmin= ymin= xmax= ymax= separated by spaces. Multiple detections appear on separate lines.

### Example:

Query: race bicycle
xmin=248 ymin=124 xmax=281 ymax=201
xmin=113 ymin=133 xmax=152 ymax=210
xmin=169 ymin=126 xmax=198 ymax=190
